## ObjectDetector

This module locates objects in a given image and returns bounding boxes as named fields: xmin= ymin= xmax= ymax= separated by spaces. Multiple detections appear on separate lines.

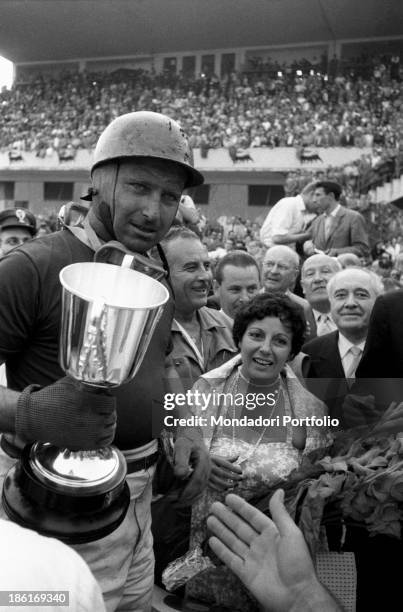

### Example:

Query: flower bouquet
xmin=162 ymin=401 xmax=403 ymax=610
xmin=251 ymin=401 xmax=403 ymax=558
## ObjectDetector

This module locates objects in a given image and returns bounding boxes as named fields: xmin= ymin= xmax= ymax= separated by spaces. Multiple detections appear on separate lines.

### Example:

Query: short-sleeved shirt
xmin=170 ymin=307 xmax=237 ymax=391
xmin=0 ymin=229 xmax=174 ymax=449
xmin=259 ymin=194 xmax=315 ymax=249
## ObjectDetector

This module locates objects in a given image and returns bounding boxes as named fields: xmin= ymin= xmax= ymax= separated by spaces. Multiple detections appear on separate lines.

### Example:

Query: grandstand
xmin=0 ymin=0 xmax=402 ymax=220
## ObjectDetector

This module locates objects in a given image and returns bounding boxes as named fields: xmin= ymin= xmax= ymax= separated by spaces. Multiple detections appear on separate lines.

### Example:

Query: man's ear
xmin=300 ymin=278 xmax=307 ymax=296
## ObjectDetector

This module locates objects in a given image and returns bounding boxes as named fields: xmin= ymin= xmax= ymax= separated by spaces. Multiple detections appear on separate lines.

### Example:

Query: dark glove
xmin=172 ymin=427 xmax=211 ymax=506
xmin=16 ymin=376 xmax=117 ymax=450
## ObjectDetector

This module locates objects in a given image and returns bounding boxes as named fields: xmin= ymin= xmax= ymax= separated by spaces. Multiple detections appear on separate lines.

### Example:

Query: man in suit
xmin=355 ymin=288 xmax=403 ymax=413
xmin=304 ymin=269 xmax=401 ymax=612
xmin=304 ymin=181 xmax=369 ymax=259
xmin=300 ymin=254 xmax=342 ymax=336
xmin=262 ymin=245 xmax=317 ymax=340
xmin=351 ymin=288 xmax=403 ymax=611
xmin=303 ymin=267 xmax=384 ymax=425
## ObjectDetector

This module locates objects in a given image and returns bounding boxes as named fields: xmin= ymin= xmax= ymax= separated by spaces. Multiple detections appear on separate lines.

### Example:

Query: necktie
xmin=345 ymin=345 xmax=363 ymax=382
xmin=317 ymin=314 xmax=334 ymax=336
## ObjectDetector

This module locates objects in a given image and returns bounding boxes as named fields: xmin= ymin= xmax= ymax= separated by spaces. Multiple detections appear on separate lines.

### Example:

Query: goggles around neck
xmin=94 ymin=241 xmax=167 ymax=281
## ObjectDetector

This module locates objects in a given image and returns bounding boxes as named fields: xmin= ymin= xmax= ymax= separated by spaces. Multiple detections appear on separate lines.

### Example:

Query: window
xmin=248 ymin=185 xmax=284 ymax=207
xmin=182 ymin=56 xmax=196 ymax=77
xmin=221 ymin=53 xmax=235 ymax=77
xmin=201 ymin=55 xmax=215 ymax=76
xmin=0 ymin=181 xmax=14 ymax=200
xmin=163 ymin=57 xmax=177 ymax=74
xmin=44 ymin=182 xmax=73 ymax=201
xmin=193 ymin=184 xmax=210 ymax=205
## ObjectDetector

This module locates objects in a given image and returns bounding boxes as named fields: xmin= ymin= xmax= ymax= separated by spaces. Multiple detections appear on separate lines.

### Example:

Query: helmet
xmin=91 ymin=111 xmax=203 ymax=189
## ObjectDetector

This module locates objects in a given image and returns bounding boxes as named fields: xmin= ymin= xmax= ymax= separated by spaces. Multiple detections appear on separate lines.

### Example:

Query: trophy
xmin=2 ymin=260 xmax=169 ymax=543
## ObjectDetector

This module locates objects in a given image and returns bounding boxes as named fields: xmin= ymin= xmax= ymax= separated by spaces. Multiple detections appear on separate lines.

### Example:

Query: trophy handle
xmin=94 ymin=242 xmax=166 ymax=280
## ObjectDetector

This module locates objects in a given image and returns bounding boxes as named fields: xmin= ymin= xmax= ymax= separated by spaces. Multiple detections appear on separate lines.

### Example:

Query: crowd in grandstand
xmin=3 ymin=49 xmax=403 ymax=269
xmin=1 ymin=52 xmax=402 ymax=160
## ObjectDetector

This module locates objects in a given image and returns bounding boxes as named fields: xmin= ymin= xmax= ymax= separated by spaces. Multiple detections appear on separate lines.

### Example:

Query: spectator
xmin=213 ymin=250 xmax=261 ymax=323
xmin=0 ymin=208 xmax=36 ymax=256
xmin=300 ymin=254 xmax=342 ymax=336
xmin=262 ymin=245 xmax=317 ymax=340
xmin=303 ymin=267 xmax=384 ymax=424
xmin=306 ymin=181 xmax=369 ymax=258
xmin=337 ymin=252 xmax=362 ymax=268
xmin=162 ymin=226 xmax=236 ymax=392
xmin=259 ymin=182 xmax=319 ymax=251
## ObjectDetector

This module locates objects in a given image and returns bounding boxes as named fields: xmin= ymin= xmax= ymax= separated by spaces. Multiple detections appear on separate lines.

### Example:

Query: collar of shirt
xmin=172 ymin=307 xmax=228 ymax=335
xmin=219 ymin=308 xmax=234 ymax=327
xmin=325 ymin=204 xmax=341 ymax=219
xmin=295 ymin=194 xmax=306 ymax=213
xmin=172 ymin=307 xmax=236 ymax=368
xmin=338 ymin=332 xmax=365 ymax=360
xmin=313 ymin=309 xmax=333 ymax=324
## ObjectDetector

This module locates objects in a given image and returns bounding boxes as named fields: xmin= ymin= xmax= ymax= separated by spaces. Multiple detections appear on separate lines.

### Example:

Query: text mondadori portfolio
xmin=163 ymin=415 xmax=339 ymax=427
xmin=163 ymin=391 xmax=339 ymax=427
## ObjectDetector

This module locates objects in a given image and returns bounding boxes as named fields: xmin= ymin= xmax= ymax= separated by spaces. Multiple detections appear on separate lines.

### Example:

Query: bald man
xmin=262 ymin=245 xmax=316 ymax=340
xmin=337 ymin=253 xmax=362 ymax=269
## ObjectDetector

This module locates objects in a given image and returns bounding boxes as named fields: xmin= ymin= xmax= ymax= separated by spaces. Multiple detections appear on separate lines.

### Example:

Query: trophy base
xmin=2 ymin=453 xmax=131 ymax=544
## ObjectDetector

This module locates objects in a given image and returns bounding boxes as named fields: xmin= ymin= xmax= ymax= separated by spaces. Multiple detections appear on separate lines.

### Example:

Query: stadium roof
xmin=0 ymin=0 xmax=402 ymax=65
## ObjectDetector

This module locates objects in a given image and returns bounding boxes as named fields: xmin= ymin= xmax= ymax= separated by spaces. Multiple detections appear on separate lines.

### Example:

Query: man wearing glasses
xmin=262 ymin=245 xmax=316 ymax=340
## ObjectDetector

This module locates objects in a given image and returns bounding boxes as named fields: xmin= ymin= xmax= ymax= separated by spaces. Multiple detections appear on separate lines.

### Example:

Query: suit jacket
xmin=354 ymin=290 xmax=403 ymax=410
xmin=310 ymin=206 xmax=369 ymax=258
xmin=306 ymin=322 xmax=403 ymax=609
xmin=287 ymin=291 xmax=317 ymax=342
xmin=303 ymin=331 xmax=350 ymax=425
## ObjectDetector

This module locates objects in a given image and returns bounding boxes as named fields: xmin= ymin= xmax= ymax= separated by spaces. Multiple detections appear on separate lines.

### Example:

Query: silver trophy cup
xmin=3 ymin=261 xmax=169 ymax=543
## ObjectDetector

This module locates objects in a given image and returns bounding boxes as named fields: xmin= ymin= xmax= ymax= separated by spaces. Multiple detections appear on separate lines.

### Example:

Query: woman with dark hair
xmin=165 ymin=294 xmax=331 ymax=610
xmin=202 ymin=294 xmax=329 ymax=498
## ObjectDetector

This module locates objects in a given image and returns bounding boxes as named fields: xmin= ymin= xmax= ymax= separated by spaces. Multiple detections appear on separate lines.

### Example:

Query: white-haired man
xmin=303 ymin=267 xmax=384 ymax=424
xmin=304 ymin=268 xmax=399 ymax=612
